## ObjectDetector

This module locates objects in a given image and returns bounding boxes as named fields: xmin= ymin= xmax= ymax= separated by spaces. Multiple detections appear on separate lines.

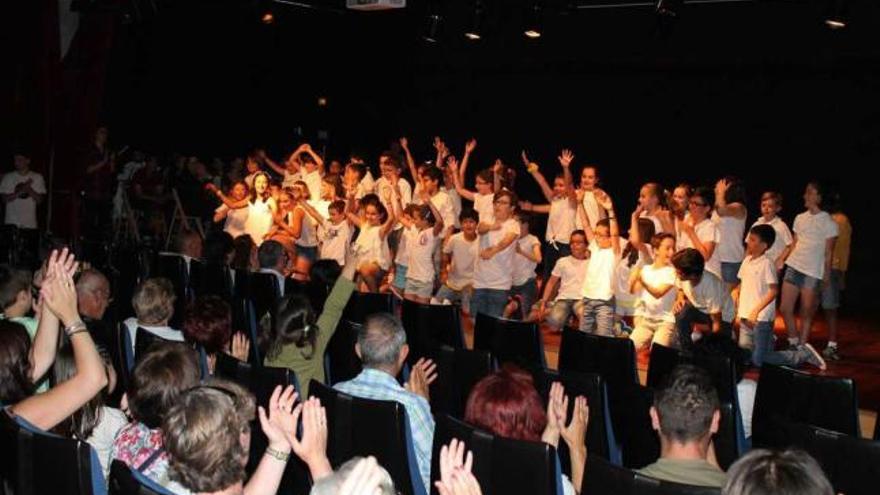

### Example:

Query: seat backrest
xmin=246 ymin=272 xmax=281 ymax=323
xmin=194 ymin=263 xmax=233 ymax=299
xmin=713 ymin=401 xmax=738 ymax=471
xmin=581 ymin=455 xmax=721 ymax=495
xmin=134 ymin=327 xmax=171 ymax=364
xmin=428 ymin=345 xmax=494 ymax=418
xmin=107 ymin=323 xmax=134 ymax=406
xmin=401 ymin=300 xmax=465 ymax=365
xmin=645 ymin=343 xmax=681 ymax=390
xmin=534 ymin=369 xmax=620 ymax=466
xmin=473 ymin=313 xmax=545 ymax=371
xmin=558 ymin=329 xmax=638 ymax=387
xmin=682 ymin=352 xmax=738 ymax=405
xmin=108 ymin=460 xmax=174 ymax=495
xmin=431 ymin=414 xmax=561 ymax=495
xmin=753 ymin=364 xmax=859 ymax=448
xmin=1 ymin=412 xmax=104 ymax=495
xmin=310 ymin=381 xmax=425 ymax=495
xmin=342 ymin=291 xmax=394 ymax=323
xmin=323 ymin=320 xmax=363 ymax=385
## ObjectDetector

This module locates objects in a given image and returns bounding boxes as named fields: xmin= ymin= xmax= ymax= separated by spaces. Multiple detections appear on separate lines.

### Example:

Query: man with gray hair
xmin=76 ymin=268 xmax=113 ymax=350
xmin=333 ymin=312 xmax=437 ymax=493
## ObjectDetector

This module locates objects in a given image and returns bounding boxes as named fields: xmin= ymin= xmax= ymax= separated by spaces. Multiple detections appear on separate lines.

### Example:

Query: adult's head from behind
xmin=258 ymin=240 xmax=287 ymax=272
xmin=132 ymin=277 xmax=176 ymax=326
xmin=311 ymin=456 xmax=396 ymax=495
xmin=723 ymin=449 xmax=833 ymax=495
xmin=163 ymin=379 xmax=256 ymax=494
xmin=651 ymin=364 xmax=720 ymax=449
xmin=127 ymin=342 xmax=201 ymax=428
xmin=232 ymin=234 xmax=257 ymax=270
xmin=176 ymin=230 xmax=203 ymax=260
xmin=76 ymin=268 xmax=111 ymax=320
xmin=355 ymin=313 xmax=407 ymax=376
xmin=183 ymin=295 xmax=232 ymax=355
xmin=0 ymin=320 xmax=33 ymax=404
xmin=464 ymin=365 xmax=547 ymax=442
xmin=204 ymin=231 xmax=235 ymax=265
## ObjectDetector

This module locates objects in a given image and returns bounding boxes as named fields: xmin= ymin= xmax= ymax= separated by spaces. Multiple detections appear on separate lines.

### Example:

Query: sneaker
xmin=800 ymin=343 xmax=828 ymax=371
xmin=822 ymin=346 xmax=841 ymax=361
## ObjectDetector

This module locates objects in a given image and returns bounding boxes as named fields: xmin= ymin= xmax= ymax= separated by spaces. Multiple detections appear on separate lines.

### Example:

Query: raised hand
xmin=560 ymin=395 xmax=589 ymax=449
xmin=594 ymin=189 xmax=613 ymax=210
xmin=227 ymin=332 xmax=250 ymax=362
xmin=558 ymin=149 xmax=574 ymax=168
xmin=447 ymin=155 xmax=459 ymax=173
xmin=520 ymin=150 xmax=531 ymax=167
xmin=405 ymin=358 xmax=438 ymax=400
xmin=435 ymin=439 xmax=481 ymax=495
xmin=575 ymin=188 xmax=586 ymax=203
xmin=465 ymin=138 xmax=477 ymax=155
xmin=288 ymin=397 xmax=329 ymax=470
xmin=399 ymin=136 xmax=409 ymax=150
xmin=257 ymin=385 xmax=299 ymax=453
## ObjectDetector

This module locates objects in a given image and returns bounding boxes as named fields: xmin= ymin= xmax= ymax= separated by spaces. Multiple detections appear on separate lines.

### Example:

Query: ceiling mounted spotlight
xmin=423 ymin=13 xmax=442 ymax=42
xmin=655 ymin=0 xmax=683 ymax=19
xmin=825 ymin=0 xmax=848 ymax=29
xmin=464 ymin=1 xmax=484 ymax=40
xmin=261 ymin=11 xmax=275 ymax=24
xmin=524 ymin=3 xmax=542 ymax=39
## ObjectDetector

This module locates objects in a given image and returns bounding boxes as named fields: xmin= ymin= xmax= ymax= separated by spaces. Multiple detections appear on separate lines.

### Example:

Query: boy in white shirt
xmin=738 ymin=225 xmax=826 ymax=370
xmin=314 ymin=200 xmax=352 ymax=267
xmin=505 ymin=213 xmax=542 ymax=320
xmin=749 ymin=191 xmax=793 ymax=272
xmin=536 ymin=230 xmax=589 ymax=331
xmin=671 ymin=248 xmax=736 ymax=352
xmin=576 ymin=189 xmax=621 ymax=336
xmin=435 ymin=209 xmax=479 ymax=313
xmin=629 ymin=233 xmax=678 ymax=350
xmin=398 ymin=198 xmax=445 ymax=303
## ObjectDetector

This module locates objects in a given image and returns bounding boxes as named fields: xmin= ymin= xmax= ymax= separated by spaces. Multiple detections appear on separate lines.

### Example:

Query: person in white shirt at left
xmin=1 ymin=152 xmax=46 ymax=230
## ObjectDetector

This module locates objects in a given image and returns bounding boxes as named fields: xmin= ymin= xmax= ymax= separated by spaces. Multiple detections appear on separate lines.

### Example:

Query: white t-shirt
xmin=415 ymin=189 xmax=456 ymax=233
xmin=216 ymin=204 xmax=249 ymax=238
xmin=244 ymin=197 xmax=274 ymax=246
xmin=737 ymin=254 xmax=777 ymax=322
xmin=0 ymin=171 xmax=45 ymax=229
xmin=640 ymin=211 xmax=664 ymax=236
xmin=581 ymin=240 xmax=620 ymax=301
xmin=473 ymin=218 xmax=521 ymax=290
xmin=576 ymin=190 xmax=601 ymax=230
xmin=679 ymin=218 xmax=722 ymax=279
xmin=295 ymin=207 xmax=319 ymax=248
xmin=375 ymin=177 xmax=412 ymax=230
xmin=396 ymin=225 xmax=415 ymax=266
xmin=635 ymin=264 xmax=678 ymax=323
xmin=354 ymin=223 xmax=391 ymax=270
xmin=282 ymin=170 xmax=301 ymax=189
xmin=407 ymin=227 xmax=439 ymax=283
xmin=512 ymin=234 xmax=541 ymax=286
xmin=785 ymin=210 xmax=839 ymax=279
xmin=319 ymin=220 xmax=351 ymax=266
xmin=615 ymin=242 xmax=653 ymax=315
xmin=552 ymin=256 xmax=588 ymax=301
xmin=712 ymin=211 xmax=746 ymax=263
xmin=749 ymin=216 xmax=793 ymax=266
xmin=675 ymin=271 xmax=736 ymax=323
xmin=302 ymin=169 xmax=323 ymax=202
xmin=473 ymin=193 xmax=495 ymax=226
xmin=123 ymin=318 xmax=185 ymax=354
xmin=448 ymin=188 xmax=462 ymax=229
xmin=547 ymin=197 xmax=576 ymax=245
xmin=443 ymin=232 xmax=478 ymax=290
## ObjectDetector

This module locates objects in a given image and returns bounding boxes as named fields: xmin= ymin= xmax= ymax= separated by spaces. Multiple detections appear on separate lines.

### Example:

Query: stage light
xmin=655 ymin=0 xmax=683 ymax=18
xmin=423 ymin=13 xmax=442 ymax=42
xmin=464 ymin=1 xmax=484 ymax=40
xmin=261 ymin=11 xmax=274 ymax=24
xmin=524 ymin=3 xmax=542 ymax=39
xmin=317 ymin=97 xmax=328 ymax=107
xmin=825 ymin=0 xmax=848 ymax=29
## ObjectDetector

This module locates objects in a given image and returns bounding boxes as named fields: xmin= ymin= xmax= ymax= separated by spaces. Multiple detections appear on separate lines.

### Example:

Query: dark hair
xmin=300 ymin=153 xmax=316 ymax=166
xmin=329 ymin=199 xmax=347 ymax=215
xmin=723 ymin=449 xmax=833 ymax=495
xmin=183 ymin=296 xmax=233 ymax=355
xmin=691 ymin=186 xmax=715 ymax=211
xmin=749 ymin=224 xmax=776 ymax=249
xmin=459 ymin=208 xmax=479 ymax=224
xmin=0 ymin=266 xmax=30 ymax=310
xmin=323 ymin=174 xmax=345 ymax=199
xmin=642 ymin=182 xmax=663 ymax=200
xmin=379 ymin=151 xmax=401 ymax=170
xmin=415 ymin=204 xmax=436 ymax=226
xmin=570 ymin=229 xmax=587 ymax=244
xmin=654 ymin=364 xmax=720 ymax=443
xmin=258 ymin=240 xmax=286 ymax=270
xmin=231 ymin=235 xmax=256 ymax=270
xmin=760 ymin=191 xmax=783 ymax=208
xmin=266 ymin=294 xmax=318 ymax=361
xmin=203 ymin=232 xmax=235 ymax=265
xmin=346 ymin=161 xmax=366 ymax=180
xmin=672 ymin=248 xmax=706 ymax=280
xmin=622 ymin=218 xmax=656 ymax=268
xmin=0 ymin=320 xmax=34 ymax=403
xmin=128 ymin=343 xmax=201 ymax=428
xmin=422 ymin=166 xmax=444 ymax=184
xmin=494 ymin=190 xmax=518 ymax=210
xmin=651 ymin=232 xmax=676 ymax=250
xmin=464 ymin=365 xmax=547 ymax=442
xmin=596 ymin=218 xmax=611 ymax=230
xmin=476 ymin=169 xmax=493 ymax=186
xmin=51 ymin=343 xmax=105 ymax=440
xmin=821 ymin=185 xmax=842 ymax=214
xmin=362 ymin=196 xmax=389 ymax=223
xmin=722 ymin=176 xmax=748 ymax=206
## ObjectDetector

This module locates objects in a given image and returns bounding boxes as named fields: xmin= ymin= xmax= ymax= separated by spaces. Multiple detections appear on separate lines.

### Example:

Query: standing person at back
xmin=819 ymin=189 xmax=850 ymax=361
xmin=712 ymin=177 xmax=748 ymax=293
xmin=576 ymin=189 xmax=621 ymax=336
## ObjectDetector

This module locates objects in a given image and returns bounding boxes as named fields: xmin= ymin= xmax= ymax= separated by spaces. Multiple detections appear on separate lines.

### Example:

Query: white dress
xmin=244 ymin=197 xmax=274 ymax=246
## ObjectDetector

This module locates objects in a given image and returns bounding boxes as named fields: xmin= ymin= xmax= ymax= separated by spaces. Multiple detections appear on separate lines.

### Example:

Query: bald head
xmin=77 ymin=269 xmax=111 ymax=320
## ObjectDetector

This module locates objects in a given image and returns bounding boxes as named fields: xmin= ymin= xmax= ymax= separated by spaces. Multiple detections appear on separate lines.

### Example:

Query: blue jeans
xmin=744 ymin=320 xmax=802 ymax=367
xmin=471 ymin=289 xmax=509 ymax=319
xmin=579 ymin=297 xmax=615 ymax=336
xmin=435 ymin=284 xmax=472 ymax=314
xmin=510 ymin=278 xmax=538 ymax=320
xmin=546 ymin=299 xmax=583 ymax=331
xmin=675 ymin=302 xmax=733 ymax=352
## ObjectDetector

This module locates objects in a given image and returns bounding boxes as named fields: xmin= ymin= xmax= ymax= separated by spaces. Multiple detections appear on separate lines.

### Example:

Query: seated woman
xmin=263 ymin=247 xmax=360 ymax=397
xmin=464 ymin=366 xmax=589 ymax=495
xmin=123 ymin=277 xmax=184 ymax=352
xmin=182 ymin=295 xmax=249 ymax=374
xmin=3 ymin=249 xmax=109 ymax=434
xmin=162 ymin=380 xmax=332 ymax=495
xmin=111 ymin=342 xmax=201 ymax=484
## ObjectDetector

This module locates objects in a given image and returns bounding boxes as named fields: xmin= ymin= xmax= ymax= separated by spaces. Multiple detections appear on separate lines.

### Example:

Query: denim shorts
xmin=820 ymin=269 xmax=843 ymax=310
xmin=721 ymin=262 xmax=741 ymax=284
xmin=783 ymin=266 xmax=821 ymax=291
xmin=393 ymin=264 xmax=408 ymax=290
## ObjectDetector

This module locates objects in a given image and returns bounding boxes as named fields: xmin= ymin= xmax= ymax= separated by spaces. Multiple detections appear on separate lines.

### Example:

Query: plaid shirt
xmin=335 ymin=368 xmax=434 ymax=492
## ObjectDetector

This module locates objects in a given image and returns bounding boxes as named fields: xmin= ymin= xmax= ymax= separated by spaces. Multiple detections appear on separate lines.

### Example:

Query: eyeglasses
xmin=690 ymin=201 xmax=708 ymax=207
xmin=493 ymin=200 xmax=511 ymax=206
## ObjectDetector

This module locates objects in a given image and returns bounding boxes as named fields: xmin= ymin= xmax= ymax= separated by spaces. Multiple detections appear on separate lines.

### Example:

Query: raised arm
xmin=400 ymin=137 xmax=419 ymax=185
xmin=714 ymin=179 xmax=746 ymax=218
xmin=522 ymin=151 xmax=555 ymax=203
xmin=206 ymin=183 xmax=249 ymax=209
xmin=459 ymin=139 xmax=477 ymax=184
xmin=682 ymin=218 xmax=716 ymax=262
xmin=493 ymin=160 xmax=503 ymax=193
xmin=299 ymin=143 xmax=324 ymax=174
xmin=259 ymin=149 xmax=286 ymax=176
xmin=596 ymin=190 xmax=621 ymax=257
xmin=559 ymin=149 xmax=577 ymax=204
xmin=576 ymin=189 xmax=595 ymax=243
xmin=515 ymin=239 xmax=542 ymax=264
xmin=379 ymin=189 xmax=398 ymax=238
xmin=447 ymin=156 xmax=476 ymax=201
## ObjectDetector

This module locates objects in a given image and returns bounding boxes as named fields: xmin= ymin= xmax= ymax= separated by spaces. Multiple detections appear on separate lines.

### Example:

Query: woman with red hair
xmin=464 ymin=366 xmax=589 ymax=495
xmin=183 ymin=295 xmax=249 ymax=374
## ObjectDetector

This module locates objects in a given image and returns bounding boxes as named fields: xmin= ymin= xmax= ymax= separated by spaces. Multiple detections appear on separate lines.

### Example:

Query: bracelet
xmin=64 ymin=321 xmax=87 ymax=337
xmin=68 ymin=328 xmax=89 ymax=338
xmin=264 ymin=446 xmax=290 ymax=462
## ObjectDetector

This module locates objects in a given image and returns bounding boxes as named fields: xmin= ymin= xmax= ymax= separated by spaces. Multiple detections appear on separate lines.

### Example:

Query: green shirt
xmin=637 ymin=458 xmax=727 ymax=488
xmin=264 ymin=277 xmax=356 ymax=397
